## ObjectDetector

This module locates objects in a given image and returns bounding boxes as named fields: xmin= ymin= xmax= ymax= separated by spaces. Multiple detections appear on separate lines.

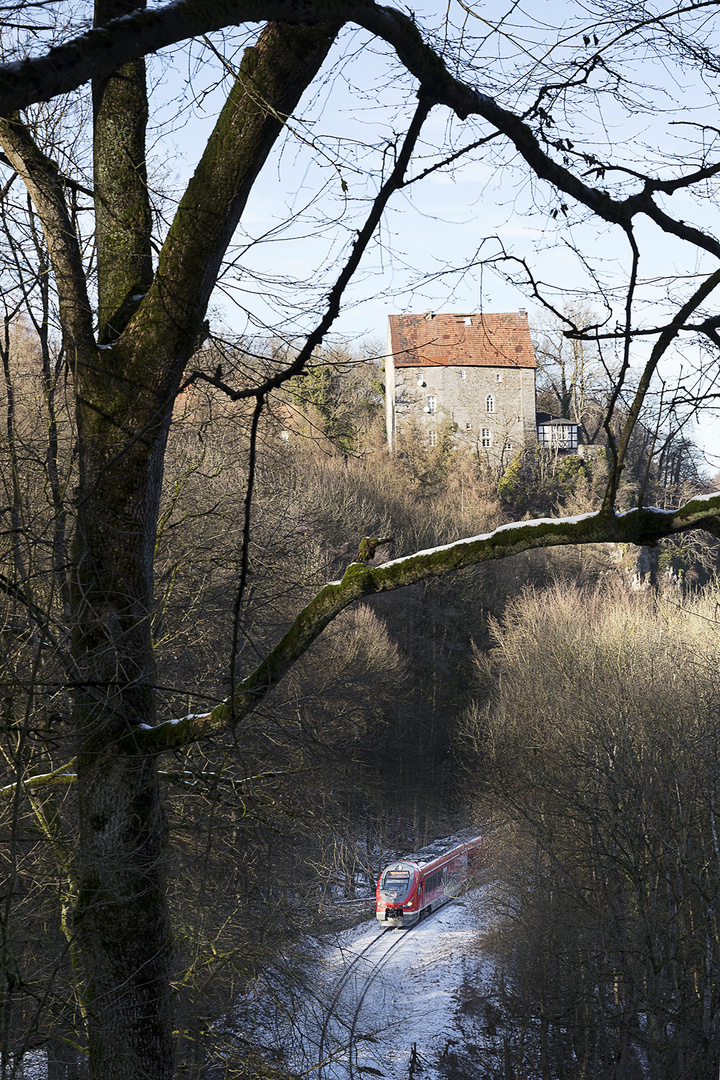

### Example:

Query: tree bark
xmin=63 ymin=17 xmax=339 ymax=1080
xmin=71 ymin=370 xmax=174 ymax=1079
xmin=93 ymin=0 xmax=153 ymax=344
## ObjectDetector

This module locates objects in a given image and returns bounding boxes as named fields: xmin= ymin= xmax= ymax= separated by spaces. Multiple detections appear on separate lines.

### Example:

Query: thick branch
xmin=3 ymin=2 xmax=720 ymax=262
xmin=0 ymin=0 xmax=332 ymax=112
xmin=122 ymin=18 xmax=339 ymax=365
xmin=0 ymin=764 xmax=77 ymax=797
xmin=93 ymin=0 xmax=154 ymax=344
xmin=0 ymin=116 xmax=95 ymax=356
xmin=134 ymin=493 xmax=720 ymax=752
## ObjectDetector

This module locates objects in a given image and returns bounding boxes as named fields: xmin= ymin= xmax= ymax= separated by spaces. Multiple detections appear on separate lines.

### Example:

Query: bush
xmin=461 ymin=581 xmax=720 ymax=1079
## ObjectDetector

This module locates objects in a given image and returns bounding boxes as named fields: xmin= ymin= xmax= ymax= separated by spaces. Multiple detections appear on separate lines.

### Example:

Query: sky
xmin=53 ymin=2 xmax=720 ymax=470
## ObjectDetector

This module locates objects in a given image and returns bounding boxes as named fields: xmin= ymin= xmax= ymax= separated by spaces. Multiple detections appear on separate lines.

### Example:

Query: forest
xmin=1 ymin=1 xmax=720 ymax=1079
xmin=3 ymin=325 xmax=719 ymax=1078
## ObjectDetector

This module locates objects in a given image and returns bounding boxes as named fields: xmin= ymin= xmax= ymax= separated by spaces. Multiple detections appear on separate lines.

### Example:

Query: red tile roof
xmin=388 ymin=312 xmax=536 ymax=369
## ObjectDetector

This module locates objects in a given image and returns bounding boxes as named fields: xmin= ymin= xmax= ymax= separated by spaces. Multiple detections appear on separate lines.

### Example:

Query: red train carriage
xmin=375 ymin=834 xmax=483 ymax=928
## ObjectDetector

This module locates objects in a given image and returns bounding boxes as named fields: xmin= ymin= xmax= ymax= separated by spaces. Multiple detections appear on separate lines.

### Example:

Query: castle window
xmin=481 ymin=428 xmax=492 ymax=447
xmin=465 ymin=422 xmax=472 ymax=431
xmin=486 ymin=395 xmax=495 ymax=413
xmin=460 ymin=369 xmax=466 ymax=380
xmin=428 ymin=429 xmax=438 ymax=447
xmin=417 ymin=371 xmax=425 ymax=386
xmin=496 ymin=372 xmax=502 ymax=382
xmin=427 ymin=395 xmax=437 ymax=413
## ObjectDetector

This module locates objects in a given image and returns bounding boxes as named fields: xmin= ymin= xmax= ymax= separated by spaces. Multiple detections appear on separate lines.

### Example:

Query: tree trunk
xmin=71 ymin=361 xmax=174 ymax=1079
xmin=66 ymin=13 xmax=339 ymax=1076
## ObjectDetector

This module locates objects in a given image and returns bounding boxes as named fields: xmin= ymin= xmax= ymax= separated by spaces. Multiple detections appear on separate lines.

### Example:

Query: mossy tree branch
xmin=93 ymin=0 xmax=154 ymax=344
xmin=129 ymin=493 xmax=720 ymax=753
xmin=10 ymin=492 xmax=720 ymax=774
xmin=12 ymin=490 xmax=720 ymax=774
xmin=0 ymin=766 xmax=77 ymax=797
xmin=121 ymin=19 xmax=339 ymax=373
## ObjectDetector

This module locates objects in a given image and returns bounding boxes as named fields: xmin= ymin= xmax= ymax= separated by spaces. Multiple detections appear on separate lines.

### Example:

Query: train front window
xmin=380 ymin=869 xmax=411 ymax=900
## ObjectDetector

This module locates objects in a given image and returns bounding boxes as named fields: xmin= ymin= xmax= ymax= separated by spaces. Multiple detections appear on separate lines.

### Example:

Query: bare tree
xmin=533 ymin=303 xmax=612 ymax=445
xmin=1 ymin=2 xmax=720 ymax=1078
xmin=464 ymin=582 xmax=720 ymax=1078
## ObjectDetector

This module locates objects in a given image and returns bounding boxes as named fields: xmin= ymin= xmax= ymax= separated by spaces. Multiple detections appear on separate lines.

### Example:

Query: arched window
xmin=486 ymin=394 xmax=495 ymax=413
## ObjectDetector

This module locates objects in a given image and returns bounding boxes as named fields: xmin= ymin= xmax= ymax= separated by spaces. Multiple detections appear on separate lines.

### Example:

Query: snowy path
xmin=285 ymin=884 xmax=496 ymax=1080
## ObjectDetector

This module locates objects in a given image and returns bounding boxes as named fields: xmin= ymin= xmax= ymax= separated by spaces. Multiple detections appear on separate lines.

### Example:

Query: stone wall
xmin=386 ymin=350 xmax=536 ymax=467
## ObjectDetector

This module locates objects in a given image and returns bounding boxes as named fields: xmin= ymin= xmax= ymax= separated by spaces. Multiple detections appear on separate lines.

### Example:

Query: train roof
xmin=400 ymin=833 xmax=482 ymax=868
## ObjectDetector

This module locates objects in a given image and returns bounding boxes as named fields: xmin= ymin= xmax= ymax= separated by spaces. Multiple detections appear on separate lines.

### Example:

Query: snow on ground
xmin=235 ymin=883 xmax=497 ymax=1080
xmin=18 ymin=890 xmax=498 ymax=1079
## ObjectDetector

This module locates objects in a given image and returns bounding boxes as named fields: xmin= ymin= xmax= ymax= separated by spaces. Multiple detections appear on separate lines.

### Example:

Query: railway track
xmin=315 ymin=928 xmax=391 ymax=1072
xmin=316 ymin=926 xmax=415 ymax=1079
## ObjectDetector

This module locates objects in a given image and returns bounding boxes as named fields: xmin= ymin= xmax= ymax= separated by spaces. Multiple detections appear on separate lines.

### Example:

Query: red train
xmin=375 ymin=834 xmax=483 ymax=928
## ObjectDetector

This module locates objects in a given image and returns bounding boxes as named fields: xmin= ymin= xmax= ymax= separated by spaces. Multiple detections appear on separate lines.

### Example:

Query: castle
xmin=385 ymin=311 xmax=538 ymax=466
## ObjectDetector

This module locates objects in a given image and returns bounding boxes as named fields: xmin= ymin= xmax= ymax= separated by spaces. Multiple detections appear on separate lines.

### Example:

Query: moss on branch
xmin=0 ymin=764 xmax=77 ymax=797
xmin=136 ymin=493 xmax=720 ymax=753
xmin=9 ymin=495 xmax=718 ymax=773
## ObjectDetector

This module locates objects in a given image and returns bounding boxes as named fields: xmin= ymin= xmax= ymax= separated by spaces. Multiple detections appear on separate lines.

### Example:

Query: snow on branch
xmin=0 ymin=764 xmax=76 ymax=797
xmin=133 ymin=493 xmax=720 ymax=753
xmin=6 ymin=494 xmax=719 ymax=782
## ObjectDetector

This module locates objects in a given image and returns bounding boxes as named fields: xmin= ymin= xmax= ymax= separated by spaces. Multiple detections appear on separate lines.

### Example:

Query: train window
xmin=425 ymin=870 xmax=443 ymax=892
xmin=380 ymin=869 xmax=411 ymax=899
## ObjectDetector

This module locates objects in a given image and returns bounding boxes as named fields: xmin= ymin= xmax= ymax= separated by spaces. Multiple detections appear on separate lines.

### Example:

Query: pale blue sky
xmin=145 ymin=1 xmax=720 ymax=471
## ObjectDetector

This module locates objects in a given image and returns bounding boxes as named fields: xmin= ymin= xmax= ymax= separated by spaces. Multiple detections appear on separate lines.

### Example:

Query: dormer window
xmin=486 ymin=395 xmax=495 ymax=413
xmin=464 ymin=316 xmax=472 ymax=326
